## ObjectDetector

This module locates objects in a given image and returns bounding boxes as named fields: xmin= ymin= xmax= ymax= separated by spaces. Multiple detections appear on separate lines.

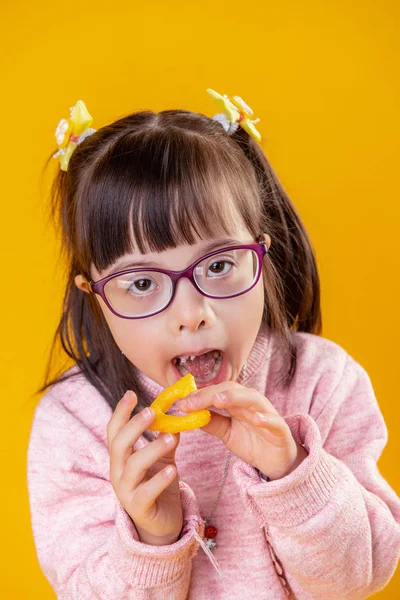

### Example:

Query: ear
xmin=263 ymin=233 xmax=271 ymax=249
xmin=75 ymin=274 xmax=90 ymax=293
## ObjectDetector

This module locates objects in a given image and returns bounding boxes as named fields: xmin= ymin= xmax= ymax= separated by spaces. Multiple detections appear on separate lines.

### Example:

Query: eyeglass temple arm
xmin=83 ymin=276 xmax=95 ymax=293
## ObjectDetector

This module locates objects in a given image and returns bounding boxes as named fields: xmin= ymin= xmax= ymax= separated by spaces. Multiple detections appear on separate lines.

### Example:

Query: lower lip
xmin=171 ymin=352 xmax=230 ymax=389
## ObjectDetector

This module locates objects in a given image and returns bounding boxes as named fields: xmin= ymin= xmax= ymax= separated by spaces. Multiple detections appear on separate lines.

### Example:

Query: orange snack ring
xmin=147 ymin=373 xmax=211 ymax=434
xmin=148 ymin=410 xmax=211 ymax=434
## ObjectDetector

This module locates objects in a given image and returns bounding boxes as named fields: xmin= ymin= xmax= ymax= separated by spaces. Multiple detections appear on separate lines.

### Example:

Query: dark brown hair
xmin=38 ymin=108 xmax=321 ymax=441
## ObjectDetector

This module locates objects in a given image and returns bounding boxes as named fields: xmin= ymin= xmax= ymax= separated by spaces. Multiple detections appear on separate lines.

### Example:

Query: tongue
xmin=184 ymin=351 xmax=217 ymax=378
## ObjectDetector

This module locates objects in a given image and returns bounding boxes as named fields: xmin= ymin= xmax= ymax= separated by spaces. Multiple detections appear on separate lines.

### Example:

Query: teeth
xmin=174 ymin=352 xmax=223 ymax=382
xmin=175 ymin=350 xmax=221 ymax=366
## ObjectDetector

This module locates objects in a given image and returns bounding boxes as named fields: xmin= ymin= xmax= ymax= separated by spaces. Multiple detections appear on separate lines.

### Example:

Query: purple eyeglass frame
xmin=87 ymin=240 xmax=269 ymax=319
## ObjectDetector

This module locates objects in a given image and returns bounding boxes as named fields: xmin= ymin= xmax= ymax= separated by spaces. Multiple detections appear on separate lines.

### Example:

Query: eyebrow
xmin=108 ymin=238 xmax=243 ymax=274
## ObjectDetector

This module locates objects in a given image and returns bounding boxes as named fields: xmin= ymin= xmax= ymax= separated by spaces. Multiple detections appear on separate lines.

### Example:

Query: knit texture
xmin=27 ymin=324 xmax=400 ymax=599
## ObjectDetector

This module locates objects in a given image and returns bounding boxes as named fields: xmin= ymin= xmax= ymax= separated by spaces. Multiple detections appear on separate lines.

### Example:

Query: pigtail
xmin=233 ymin=127 xmax=322 ymax=335
xmin=228 ymin=127 xmax=322 ymax=388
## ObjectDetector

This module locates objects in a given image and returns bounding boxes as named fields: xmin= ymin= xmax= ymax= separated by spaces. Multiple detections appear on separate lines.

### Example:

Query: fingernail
xmin=143 ymin=407 xmax=154 ymax=419
xmin=256 ymin=412 xmax=269 ymax=423
xmin=189 ymin=396 xmax=201 ymax=407
xmin=165 ymin=465 xmax=175 ymax=477
xmin=164 ymin=433 xmax=175 ymax=445
xmin=122 ymin=390 xmax=134 ymax=403
xmin=215 ymin=393 xmax=226 ymax=404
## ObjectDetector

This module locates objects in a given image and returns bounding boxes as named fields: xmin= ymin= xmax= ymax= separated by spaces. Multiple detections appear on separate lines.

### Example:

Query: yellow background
xmin=1 ymin=0 xmax=399 ymax=597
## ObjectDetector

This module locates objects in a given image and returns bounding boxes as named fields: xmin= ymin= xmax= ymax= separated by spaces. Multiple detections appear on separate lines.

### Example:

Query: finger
xmin=177 ymin=381 xmax=242 ymax=412
xmin=196 ymin=408 xmax=287 ymax=445
xmin=213 ymin=387 xmax=279 ymax=416
xmin=121 ymin=432 xmax=178 ymax=489
xmin=215 ymin=403 xmax=258 ymax=422
xmin=251 ymin=412 xmax=288 ymax=437
xmin=109 ymin=405 xmax=156 ymax=484
xmin=212 ymin=389 xmax=285 ymax=436
xmin=137 ymin=465 xmax=178 ymax=514
xmin=196 ymin=409 xmax=231 ymax=442
xmin=180 ymin=386 xmax=278 ymax=417
xmin=107 ymin=390 xmax=138 ymax=448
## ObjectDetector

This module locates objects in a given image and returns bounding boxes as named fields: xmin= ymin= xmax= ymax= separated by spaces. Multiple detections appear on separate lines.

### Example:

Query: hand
xmin=178 ymin=383 xmax=308 ymax=481
xmin=107 ymin=391 xmax=183 ymax=546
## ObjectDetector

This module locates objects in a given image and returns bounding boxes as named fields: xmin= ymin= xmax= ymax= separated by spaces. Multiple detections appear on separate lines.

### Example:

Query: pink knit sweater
xmin=27 ymin=325 xmax=400 ymax=599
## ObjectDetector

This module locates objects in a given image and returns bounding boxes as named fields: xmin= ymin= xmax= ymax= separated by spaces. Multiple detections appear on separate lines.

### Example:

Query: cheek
xmin=219 ymin=278 xmax=264 ymax=320
xmin=97 ymin=298 xmax=153 ymax=354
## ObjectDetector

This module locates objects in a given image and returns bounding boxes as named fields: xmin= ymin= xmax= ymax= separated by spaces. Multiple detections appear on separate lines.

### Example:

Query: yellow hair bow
xmin=206 ymin=88 xmax=261 ymax=143
xmin=53 ymin=100 xmax=96 ymax=171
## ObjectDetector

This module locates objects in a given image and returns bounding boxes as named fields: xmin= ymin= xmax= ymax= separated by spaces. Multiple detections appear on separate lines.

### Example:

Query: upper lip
xmin=173 ymin=347 xmax=223 ymax=360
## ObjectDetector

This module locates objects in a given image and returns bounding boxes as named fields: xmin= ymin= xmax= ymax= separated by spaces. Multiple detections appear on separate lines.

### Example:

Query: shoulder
xmin=293 ymin=331 xmax=350 ymax=382
xmin=293 ymin=331 xmax=371 ymax=391
xmin=271 ymin=331 xmax=372 ymax=418
xmin=294 ymin=331 xmax=383 ymax=423
xmin=291 ymin=332 xmax=388 ymax=448
xmin=31 ymin=365 xmax=113 ymax=439
xmin=27 ymin=366 xmax=114 ymax=489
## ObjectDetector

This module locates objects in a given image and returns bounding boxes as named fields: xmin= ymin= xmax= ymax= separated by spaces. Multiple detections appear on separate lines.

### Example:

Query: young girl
xmin=27 ymin=91 xmax=400 ymax=600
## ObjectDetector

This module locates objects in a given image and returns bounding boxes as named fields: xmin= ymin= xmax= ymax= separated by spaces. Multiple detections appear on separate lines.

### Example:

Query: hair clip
xmin=52 ymin=100 xmax=96 ymax=171
xmin=206 ymin=88 xmax=261 ymax=143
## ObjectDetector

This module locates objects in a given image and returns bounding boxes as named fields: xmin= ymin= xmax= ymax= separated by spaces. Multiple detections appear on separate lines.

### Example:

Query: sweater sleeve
xmin=232 ymin=354 xmax=400 ymax=600
xmin=27 ymin=392 xmax=205 ymax=600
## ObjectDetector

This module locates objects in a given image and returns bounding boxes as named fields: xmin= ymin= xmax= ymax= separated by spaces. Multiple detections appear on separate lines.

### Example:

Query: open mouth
xmin=172 ymin=350 xmax=224 ymax=384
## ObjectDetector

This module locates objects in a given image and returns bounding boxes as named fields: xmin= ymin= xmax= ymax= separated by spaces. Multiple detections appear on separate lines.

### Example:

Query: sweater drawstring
xmin=193 ymin=529 xmax=222 ymax=576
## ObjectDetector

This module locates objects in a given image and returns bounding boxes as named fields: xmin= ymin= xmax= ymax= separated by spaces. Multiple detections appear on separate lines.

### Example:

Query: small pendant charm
xmin=205 ymin=525 xmax=218 ymax=539
xmin=204 ymin=523 xmax=218 ymax=551
xmin=205 ymin=537 xmax=217 ymax=550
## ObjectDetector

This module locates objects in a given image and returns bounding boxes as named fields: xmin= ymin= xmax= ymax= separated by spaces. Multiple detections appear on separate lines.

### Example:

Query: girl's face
xmin=75 ymin=223 xmax=271 ymax=390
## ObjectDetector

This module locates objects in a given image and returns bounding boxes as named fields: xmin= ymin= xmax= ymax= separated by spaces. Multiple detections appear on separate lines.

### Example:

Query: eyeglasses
xmin=87 ymin=240 xmax=268 ymax=319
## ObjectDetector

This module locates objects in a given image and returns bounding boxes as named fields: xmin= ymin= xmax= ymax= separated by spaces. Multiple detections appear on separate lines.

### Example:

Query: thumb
xmin=199 ymin=411 xmax=230 ymax=440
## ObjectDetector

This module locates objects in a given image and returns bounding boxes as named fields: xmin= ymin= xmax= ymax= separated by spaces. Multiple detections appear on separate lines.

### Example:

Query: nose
xmin=168 ymin=276 xmax=214 ymax=333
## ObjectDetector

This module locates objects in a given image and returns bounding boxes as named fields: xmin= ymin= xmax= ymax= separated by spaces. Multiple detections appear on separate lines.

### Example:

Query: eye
xmin=129 ymin=278 xmax=157 ymax=295
xmin=207 ymin=260 xmax=233 ymax=276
